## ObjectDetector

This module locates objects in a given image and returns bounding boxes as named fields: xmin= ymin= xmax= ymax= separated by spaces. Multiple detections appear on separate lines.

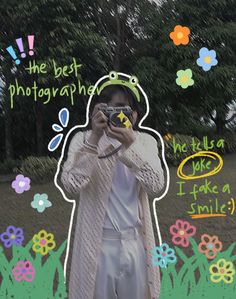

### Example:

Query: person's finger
xmin=96 ymin=111 xmax=108 ymax=121
xmin=97 ymin=125 xmax=108 ymax=131
xmin=105 ymin=126 xmax=115 ymax=137
xmin=106 ymin=130 xmax=117 ymax=139
xmin=106 ymin=126 xmax=122 ymax=139
xmin=94 ymin=119 xmax=107 ymax=128
xmin=96 ymin=103 xmax=108 ymax=112
xmin=94 ymin=119 xmax=108 ymax=126
xmin=93 ymin=110 xmax=107 ymax=121
xmin=110 ymin=123 xmax=129 ymax=133
xmin=95 ymin=120 xmax=107 ymax=126
xmin=91 ymin=105 xmax=100 ymax=117
xmin=99 ymin=103 xmax=108 ymax=108
xmin=92 ymin=110 xmax=102 ymax=119
xmin=91 ymin=103 xmax=107 ymax=117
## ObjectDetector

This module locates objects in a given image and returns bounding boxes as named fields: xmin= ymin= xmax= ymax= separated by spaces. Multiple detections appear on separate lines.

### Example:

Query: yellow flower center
xmin=204 ymin=56 xmax=211 ymax=64
xmin=181 ymin=76 xmax=189 ymax=83
xmin=10 ymin=234 xmax=15 ymax=239
xmin=220 ymin=269 xmax=225 ymax=274
xmin=179 ymin=230 xmax=185 ymax=236
xmin=177 ymin=32 xmax=184 ymax=39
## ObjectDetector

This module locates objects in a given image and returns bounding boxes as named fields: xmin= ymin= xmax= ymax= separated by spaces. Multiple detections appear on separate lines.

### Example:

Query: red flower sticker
xmin=170 ymin=219 xmax=196 ymax=247
xmin=198 ymin=234 xmax=222 ymax=259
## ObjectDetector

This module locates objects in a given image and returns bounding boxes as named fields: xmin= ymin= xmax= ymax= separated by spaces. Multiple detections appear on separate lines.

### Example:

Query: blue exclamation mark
xmin=6 ymin=46 xmax=20 ymax=65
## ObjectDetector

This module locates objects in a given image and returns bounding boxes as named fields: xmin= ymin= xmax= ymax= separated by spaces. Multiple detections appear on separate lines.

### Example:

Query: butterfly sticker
xmin=48 ymin=108 xmax=69 ymax=152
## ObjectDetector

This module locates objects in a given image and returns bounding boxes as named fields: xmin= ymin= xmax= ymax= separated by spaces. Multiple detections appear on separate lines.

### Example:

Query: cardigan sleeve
xmin=60 ymin=131 xmax=99 ymax=197
xmin=117 ymin=132 xmax=165 ymax=197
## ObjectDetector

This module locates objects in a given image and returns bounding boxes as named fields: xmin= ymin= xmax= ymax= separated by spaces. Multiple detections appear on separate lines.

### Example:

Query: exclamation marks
xmin=28 ymin=35 xmax=34 ymax=56
xmin=6 ymin=35 xmax=35 ymax=65
xmin=6 ymin=46 xmax=21 ymax=65
xmin=16 ymin=38 xmax=26 ymax=58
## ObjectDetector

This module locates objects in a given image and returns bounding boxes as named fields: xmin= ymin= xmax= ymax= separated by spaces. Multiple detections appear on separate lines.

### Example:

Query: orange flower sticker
xmin=169 ymin=25 xmax=190 ymax=45
xmin=198 ymin=234 xmax=223 ymax=259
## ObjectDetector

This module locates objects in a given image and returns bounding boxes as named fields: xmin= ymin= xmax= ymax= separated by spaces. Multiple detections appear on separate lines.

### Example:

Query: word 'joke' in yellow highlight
xmin=177 ymin=151 xmax=223 ymax=180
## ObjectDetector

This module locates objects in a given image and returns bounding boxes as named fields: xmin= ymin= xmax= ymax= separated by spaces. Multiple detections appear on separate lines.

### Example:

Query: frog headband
xmin=99 ymin=71 xmax=141 ymax=102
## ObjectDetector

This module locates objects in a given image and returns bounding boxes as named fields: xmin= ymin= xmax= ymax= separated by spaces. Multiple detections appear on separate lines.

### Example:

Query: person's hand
xmin=105 ymin=124 xmax=136 ymax=149
xmin=90 ymin=103 xmax=108 ymax=141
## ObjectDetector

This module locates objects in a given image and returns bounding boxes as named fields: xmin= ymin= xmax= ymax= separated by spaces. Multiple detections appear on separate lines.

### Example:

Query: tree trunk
xmin=3 ymin=99 xmax=14 ymax=160
xmin=215 ymin=110 xmax=226 ymax=135
xmin=2 ymin=67 xmax=14 ymax=160
xmin=34 ymin=101 xmax=44 ymax=156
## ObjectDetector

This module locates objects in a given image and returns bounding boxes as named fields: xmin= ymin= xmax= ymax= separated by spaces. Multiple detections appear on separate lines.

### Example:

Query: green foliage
xmin=17 ymin=156 xmax=58 ymax=184
xmin=0 ymin=0 xmax=110 ymax=159
xmin=0 ymin=239 xmax=67 ymax=299
xmin=159 ymin=238 xmax=236 ymax=299
xmin=0 ymin=158 xmax=21 ymax=174
xmin=0 ymin=0 xmax=235 ymax=159
xmin=132 ymin=0 xmax=236 ymax=134
xmin=216 ymin=131 xmax=236 ymax=154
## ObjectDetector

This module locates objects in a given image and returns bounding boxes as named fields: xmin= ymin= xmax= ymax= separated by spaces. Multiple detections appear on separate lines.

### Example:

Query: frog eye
xmin=109 ymin=71 xmax=118 ymax=80
xmin=129 ymin=75 xmax=138 ymax=86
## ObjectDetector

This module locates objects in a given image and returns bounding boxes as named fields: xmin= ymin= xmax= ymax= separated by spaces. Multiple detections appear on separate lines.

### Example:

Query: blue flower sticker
xmin=152 ymin=243 xmax=177 ymax=268
xmin=31 ymin=193 xmax=52 ymax=213
xmin=0 ymin=225 xmax=24 ymax=248
xmin=196 ymin=47 xmax=218 ymax=71
xmin=48 ymin=108 xmax=69 ymax=152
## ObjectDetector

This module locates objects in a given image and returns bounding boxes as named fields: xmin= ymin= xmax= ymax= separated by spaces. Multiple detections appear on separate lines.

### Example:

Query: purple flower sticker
xmin=12 ymin=260 xmax=35 ymax=282
xmin=0 ymin=225 xmax=24 ymax=248
xmin=11 ymin=174 xmax=31 ymax=194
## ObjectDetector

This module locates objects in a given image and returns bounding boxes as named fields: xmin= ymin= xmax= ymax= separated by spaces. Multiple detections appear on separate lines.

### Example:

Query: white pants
xmin=94 ymin=226 xmax=149 ymax=299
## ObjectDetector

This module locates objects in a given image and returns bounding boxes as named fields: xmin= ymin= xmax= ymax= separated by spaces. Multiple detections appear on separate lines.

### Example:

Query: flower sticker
xmin=31 ymin=193 xmax=52 ymax=213
xmin=169 ymin=25 xmax=190 ymax=46
xmin=196 ymin=47 xmax=218 ymax=71
xmin=48 ymin=108 xmax=69 ymax=152
xmin=12 ymin=260 xmax=35 ymax=282
xmin=209 ymin=259 xmax=235 ymax=284
xmin=152 ymin=243 xmax=177 ymax=268
xmin=198 ymin=234 xmax=222 ymax=259
xmin=176 ymin=69 xmax=194 ymax=89
xmin=170 ymin=219 xmax=196 ymax=247
xmin=11 ymin=174 xmax=31 ymax=194
xmin=0 ymin=225 xmax=24 ymax=248
xmin=32 ymin=229 xmax=56 ymax=255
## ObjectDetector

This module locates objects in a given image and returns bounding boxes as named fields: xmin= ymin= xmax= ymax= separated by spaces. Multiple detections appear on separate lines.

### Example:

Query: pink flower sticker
xmin=12 ymin=260 xmax=35 ymax=282
xmin=169 ymin=219 xmax=196 ymax=247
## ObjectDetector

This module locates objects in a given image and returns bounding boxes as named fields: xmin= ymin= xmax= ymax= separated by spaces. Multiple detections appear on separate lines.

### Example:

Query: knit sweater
xmin=60 ymin=129 xmax=165 ymax=299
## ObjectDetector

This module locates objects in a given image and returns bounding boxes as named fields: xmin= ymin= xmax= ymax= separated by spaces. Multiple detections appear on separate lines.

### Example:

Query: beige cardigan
xmin=60 ymin=129 xmax=165 ymax=299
